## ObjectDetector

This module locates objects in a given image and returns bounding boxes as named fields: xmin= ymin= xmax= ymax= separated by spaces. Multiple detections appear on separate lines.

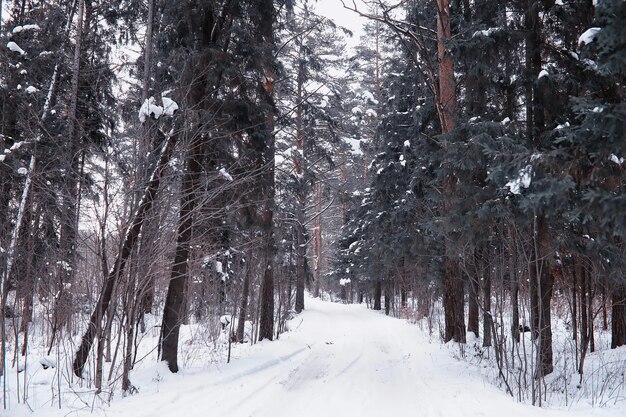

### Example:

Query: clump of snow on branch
xmin=342 ymin=137 xmax=363 ymax=155
xmin=138 ymin=96 xmax=179 ymax=122
xmin=365 ymin=108 xmax=377 ymax=118
xmin=351 ymin=106 xmax=363 ymax=115
xmin=138 ymin=97 xmax=163 ymax=122
xmin=609 ymin=154 xmax=624 ymax=165
xmin=505 ymin=165 xmax=532 ymax=195
xmin=162 ymin=96 xmax=179 ymax=116
xmin=7 ymin=41 xmax=26 ymax=55
xmin=219 ymin=315 xmax=231 ymax=327
xmin=578 ymin=27 xmax=601 ymax=46
xmin=12 ymin=24 xmax=40 ymax=34
xmin=361 ymin=91 xmax=378 ymax=105
xmin=56 ymin=260 xmax=72 ymax=271
xmin=472 ymin=27 xmax=498 ymax=38
xmin=219 ymin=167 xmax=233 ymax=181
xmin=339 ymin=278 xmax=351 ymax=286
xmin=538 ymin=70 xmax=549 ymax=79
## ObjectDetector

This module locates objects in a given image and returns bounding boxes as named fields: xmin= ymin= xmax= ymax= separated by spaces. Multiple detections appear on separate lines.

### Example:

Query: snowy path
xmin=16 ymin=296 xmax=620 ymax=417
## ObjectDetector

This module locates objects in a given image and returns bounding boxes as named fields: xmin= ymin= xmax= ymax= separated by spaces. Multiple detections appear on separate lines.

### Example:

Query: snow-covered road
xmin=81 ymin=296 xmax=617 ymax=417
xmin=12 ymin=296 xmax=620 ymax=417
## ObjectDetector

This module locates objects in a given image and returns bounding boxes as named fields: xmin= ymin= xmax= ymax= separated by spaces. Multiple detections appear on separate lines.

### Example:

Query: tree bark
xmin=437 ymin=0 xmax=464 ymax=344
xmin=508 ymin=223 xmax=520 ymax=343
xmin=384 ymin=280 xmax=392 ymax=316
xmin=529 ymin=216 xmax=554 ymax=378
xmin=483 ymin=256 xmax=492 ymax=348
xmin=610 ymin=282 xmax=626 ymax=348
xmin=313 ymin=182 xmax=323 ymax=298
xmin=236 ymin=262 xmax=252 ymax=342
xmin=468 ymin=270 xmax=480 ymax=338
xmin=373 ymin=280 xmax=382 ymax=311
xmin=55 ymin=0 xmax=85 ymax=333
xmin=580 ymin=259 xmax=589 ymax=372
xmin=436 ymin=0 xmax=457 ymax=133
xmin=572 ymin=256 xmax=579 ymax=342
xmin=525 ymin=0 xmax=554 ymax=378
xmin=294 ymin=54 xmax=306 ymax=314
xmin=256 ymin=0 xmax=276 ymax=342
xmin=160 ymin=133 xmax=203 ymax=373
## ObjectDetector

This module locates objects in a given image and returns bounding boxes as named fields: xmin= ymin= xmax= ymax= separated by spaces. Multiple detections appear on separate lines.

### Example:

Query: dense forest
xmin=0 ymin=0 xmax=624 ymax=412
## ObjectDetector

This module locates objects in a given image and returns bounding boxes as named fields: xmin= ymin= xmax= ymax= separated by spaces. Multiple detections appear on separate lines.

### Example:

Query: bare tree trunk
xmin=313 ymin=182 xmax=323 ymax=298
xmin=572 ymin=256 xmax=579 ymax=342
xmin=601 ymin=275 xmax=608 ymax=331
xmin=435 ymin=0 xmax=457 ymax=134
xmin=373 ymin=280 xmax=382 ymax=311
xmin=579 ymin=259 xmax=589 ymax=374
xmin=73 ymin=129 xmax=178 ymax=378
xmin=529 ymin=216 xmax=554 ymax=378
xmin=256 ymin=0 xmax=276 ymax=342
xmin=294 ymin=218 xmax=306 ymax=313
xmin=437 ymin=0 xmax=464 ymax=344
xmin=523 ymin=0 xmax=554 ymax=380
xmin=384 ymin=280 xmax=392 ymax=316
xmin=1 ymin=155 xmax=35 ymax=378
xmin=258 ymin=260 xmax=275 ymax=341
xmin=508 ymin=223 xmax=520 ymax=344
xmin=54 ymin=0 xmax=85 ymax=335
xmin=468 ymin=269 xmax=480 ymax=338
xmin=483 ymin=253 xmax=493 ymax=348
xmin=160 ymin=132 xmax=203 ymax=373
xmin=294 ymin=55 xmax=306 ymax=314
xmin=136 ymin=0 xmax=157 ymax=323
xmin=611 ymin=282 xmax=626 ymax=348
xmin=236 ymin=263 xmax=252 ymax=342
xmin=122 ymin=275 xmax=138 ymax=393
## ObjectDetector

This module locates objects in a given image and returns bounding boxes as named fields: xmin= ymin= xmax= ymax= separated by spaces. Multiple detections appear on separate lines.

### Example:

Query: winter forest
xmin=0 ymin=0 xmax=625 ymax=416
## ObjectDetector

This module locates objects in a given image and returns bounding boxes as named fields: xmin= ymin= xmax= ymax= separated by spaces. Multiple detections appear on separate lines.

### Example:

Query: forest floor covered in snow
xmin=3 ymin=295 xmax=625 ymax=417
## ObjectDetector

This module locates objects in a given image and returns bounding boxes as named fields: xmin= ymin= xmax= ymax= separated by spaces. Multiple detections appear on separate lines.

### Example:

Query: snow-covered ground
xmin=3 ymin=295 xmax=624 ymax=417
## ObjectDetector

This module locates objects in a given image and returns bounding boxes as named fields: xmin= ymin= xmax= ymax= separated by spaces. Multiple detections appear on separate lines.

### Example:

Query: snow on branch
xmin=578 ymin=27 xmax=601 ymax=46
xmin=505 ymin=165 xmax=532 ymax=195
xmin=139 ymin=96 xmax=179 ymax=122
xmin=162 ymin=96 xmax=179 ymax=116
xmin=7 ymin=41 xmax=26 ymax=55
xmin=219 ymin=167 xmax=233 ymax=181
xmin=12 ymin=24 xmax=41 ymax=34
xmin=138 ymin=97 xmax=163 ymax=122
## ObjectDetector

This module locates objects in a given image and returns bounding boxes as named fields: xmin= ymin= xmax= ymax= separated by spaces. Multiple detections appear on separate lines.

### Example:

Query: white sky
xmin=314 ymin=0 xmax=368 ymax=47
